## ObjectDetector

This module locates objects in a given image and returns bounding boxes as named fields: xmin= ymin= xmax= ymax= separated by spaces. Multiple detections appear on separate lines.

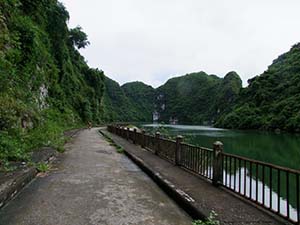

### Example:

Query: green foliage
xmin=192 ymin=211 xmax=220 ymax=225
xmin=155 ymin=71 xmax=242 ymax=125
xmin=1 ymin=0 xmax=300 ymax=172
xmin=0 ymin=0 xmax=104 ymax=167
xmin=69 ymin=26 xmax=90 ymax=49
xmin=218 ymin=44 xmax=300 ymax=132
xmin=100 ymin=77 xmax=140 ymax=122
xmin=121 ymin=81 xmax=155 ymax=122
xmin=0 ymin=131 xmax=29 ymax=163
xmin=0 ymin=108 xmax=79 ymax=169
xmin=107 ymin=71 xmax=242 ymax=126
xmin=116 ymin=146 xmax=124 ymax=154
xmin=36 ymin=162 xmax=49 ymax=172
xmin=24 ymin=109 xmax=73 ymax=151
xmin=99 ymin=130 xmax=124 ymax=153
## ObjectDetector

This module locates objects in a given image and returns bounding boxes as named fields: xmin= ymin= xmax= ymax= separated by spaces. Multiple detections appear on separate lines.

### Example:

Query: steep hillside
xmin=1 ymin=0 xmax=299 ymax=169
xmin=155 ymin=71 xmax=242 ymax=124
xmin=121 ymin=82 xmax=155 ymax=122
xmin=0 ymin=0 xmax=105 ymax=166
xmin=100 ymin=77 xmax=139 ymax=122
xmin=100 ymin=79 xmax=155 ymax=122
xmin=217 ymin=44 xmax=300 ymax=132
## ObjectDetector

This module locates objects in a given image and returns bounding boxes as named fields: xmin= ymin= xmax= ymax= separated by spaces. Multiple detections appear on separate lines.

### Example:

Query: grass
xmin=116 ymin=146 xmax=124 ymax=153
xmin=99 ymin=130 xmax=125 ymax=154
xmin=0 ymin=108 xmax=84 ymax=172
xmin=36 ymin=162 xmax=49 ymax=173
xmin=192 ymin=211 xmax=220 ymax=225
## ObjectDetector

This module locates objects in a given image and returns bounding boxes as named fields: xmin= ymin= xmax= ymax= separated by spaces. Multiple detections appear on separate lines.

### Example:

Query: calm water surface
xmin=141 ymin=124 xmax=300 ymax=221
xmin=142 ymin=124 xmax=300 ymax=170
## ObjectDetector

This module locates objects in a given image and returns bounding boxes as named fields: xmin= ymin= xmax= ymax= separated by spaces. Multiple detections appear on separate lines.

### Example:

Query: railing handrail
xmin=181 ymin=143 xmax=213 ymax=152
xmin=222 ymin=152 xmax=300 ymax=175
xmin=159 ymin=137 xmax=176 ymax=143
xmin=108 ymin=125 xmax=299 ymax=174
xmin=107 ymin=124 xmax=300 ymax=224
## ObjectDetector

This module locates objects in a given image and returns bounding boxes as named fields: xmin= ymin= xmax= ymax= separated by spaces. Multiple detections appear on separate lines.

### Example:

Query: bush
xmin=192 ymin=211 xmax=220 ymax=225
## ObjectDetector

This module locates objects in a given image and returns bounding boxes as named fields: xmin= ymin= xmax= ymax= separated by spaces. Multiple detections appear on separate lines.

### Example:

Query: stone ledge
xmin=0 ymin=128 xmax=82 ymax=209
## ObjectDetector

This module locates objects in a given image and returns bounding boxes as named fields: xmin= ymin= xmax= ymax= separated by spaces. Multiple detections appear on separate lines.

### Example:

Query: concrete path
xmin=0 ymin=128 xmax=191 ymax=225
xmin=103 ymin=129 xmax=287 ymax=225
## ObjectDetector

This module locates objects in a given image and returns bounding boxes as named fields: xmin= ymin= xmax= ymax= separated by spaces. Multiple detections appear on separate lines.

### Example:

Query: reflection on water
xmin=141 ymin=124 xmax=300 ymax=221
xmin=144 ymin=124 xmax=225 ymax=131
xmin=224 ymin=167 xmax=298 ymax=220
xmin=142 ymin=124 xmax=300 ymax=170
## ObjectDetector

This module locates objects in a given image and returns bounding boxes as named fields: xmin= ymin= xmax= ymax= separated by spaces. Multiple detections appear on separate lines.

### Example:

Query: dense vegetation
xmin=99 ymin=79 xmax=155 ymax=122
xmin=100 ymin=77 xmax=139 ymax=122
xmin=0 ymin=0 xmax=105 ymax=168
xmin=155 ymin=71 xmax=242 ymax=124
xmin=121 ymin=82 xmax=155 ymax=121
xmin=123 ymin=44 xmax=300 ymax=133
xmin=217 ymin=44 xmax=300 ymax=132
xmin=1 ymin=0 xmax=299 ymax=170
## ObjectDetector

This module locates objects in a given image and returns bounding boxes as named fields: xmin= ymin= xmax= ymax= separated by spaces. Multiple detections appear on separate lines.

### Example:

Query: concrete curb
xmin=0 ymin=167 xmax=37 ymax=209
xmin=123 ymin=150 xmax=207 ymax=220
xmin=0 ymin=128 xmax=81 ymax=210
xmin=99 ymin=129 xmax=206 ymax=221
xmin=0 ymin=149 xmax=56 ymax=210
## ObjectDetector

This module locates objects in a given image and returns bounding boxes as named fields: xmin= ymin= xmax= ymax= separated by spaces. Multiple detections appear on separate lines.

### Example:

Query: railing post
xmin=126 ymin=127 xmax=129 ymax=140
xmin=213 ymin=141 xmax=223 ymax=186
xmin=133 ymin=128 xmax=137 ymax=144
xmin=175 ymin=135 xmax=183 ymax=166
xmin=155 ymin=132 xmax=160 ymax=155
xmin=141 ymin=130 xmax=146 ymax=148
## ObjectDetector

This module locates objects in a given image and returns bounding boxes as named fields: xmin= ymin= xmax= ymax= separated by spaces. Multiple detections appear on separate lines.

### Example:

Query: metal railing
xmin=222 ymin=152 xmax=300 ymax=224
xmin=181 ymin=143 xmax=214 ymax=180
xmin=107 ymin=125 xmax=300 ymax=224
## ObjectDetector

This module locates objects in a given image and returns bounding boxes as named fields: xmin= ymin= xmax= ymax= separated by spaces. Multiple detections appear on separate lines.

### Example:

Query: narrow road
xmin=0 ymin=128 xmax=191 ymax=225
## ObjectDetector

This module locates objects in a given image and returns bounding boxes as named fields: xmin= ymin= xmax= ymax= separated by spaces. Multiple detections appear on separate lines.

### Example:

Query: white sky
xmin=61 ymin=0 xmax=300 ymax=87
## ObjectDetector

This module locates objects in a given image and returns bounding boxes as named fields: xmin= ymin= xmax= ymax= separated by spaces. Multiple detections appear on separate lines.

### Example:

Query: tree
xmin=69 ymin=26 xmax=90 ymax=49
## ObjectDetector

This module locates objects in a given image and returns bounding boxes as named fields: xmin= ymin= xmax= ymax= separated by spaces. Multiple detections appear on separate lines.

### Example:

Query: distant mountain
xmin=121 ymin=82 xmax=155 ymax=122
xmin=105 ymin=43 xmax=300 ymax=132
xmin=101 ymin=78 xmax=155 ymax=122
xmin=217 ymin=44 xmax=300 ymax=132
xmin=111 ymin=71 xmax=242 ymax=125
xmin=100 ymin=77 xmax=138 ymax=122
xmin=155 ymin=71 xmax=242 ymax=124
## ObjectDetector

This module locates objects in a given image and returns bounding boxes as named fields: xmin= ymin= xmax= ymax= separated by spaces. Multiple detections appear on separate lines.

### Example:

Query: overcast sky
xmin=61 ymin=0 xmax=300 ymax=87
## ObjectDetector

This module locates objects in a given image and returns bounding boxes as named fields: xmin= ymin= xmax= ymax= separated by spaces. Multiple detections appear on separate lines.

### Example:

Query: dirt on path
xmin=0 ymin=128 xmax=191 ymax=225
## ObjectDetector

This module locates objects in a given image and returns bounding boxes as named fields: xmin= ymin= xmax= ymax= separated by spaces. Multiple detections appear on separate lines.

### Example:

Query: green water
xmin=142 ymin=124 xmax=300 ymax=170
xmin=141 ymin=124 xmax=300 ymax=220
